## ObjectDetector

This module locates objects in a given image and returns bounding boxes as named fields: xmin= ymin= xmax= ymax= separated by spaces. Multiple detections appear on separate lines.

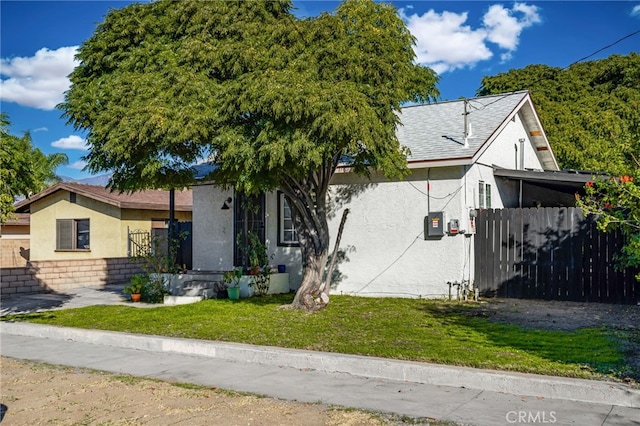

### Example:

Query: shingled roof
xmin=397 ymin=91 xmax=558 ymax=170
xmin=15 ymin=182 xmax=192 ymax=213
xmin=191 ymin=91 xmax=558 ymax=183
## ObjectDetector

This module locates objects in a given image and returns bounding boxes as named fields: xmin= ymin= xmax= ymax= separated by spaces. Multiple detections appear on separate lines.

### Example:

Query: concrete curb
xmin=2 ymin=321 xmax=639 ymax=408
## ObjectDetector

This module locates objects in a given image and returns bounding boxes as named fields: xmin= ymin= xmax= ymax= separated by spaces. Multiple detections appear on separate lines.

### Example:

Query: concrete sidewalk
xmin=1 ymin=321 xmax=639 ymax=426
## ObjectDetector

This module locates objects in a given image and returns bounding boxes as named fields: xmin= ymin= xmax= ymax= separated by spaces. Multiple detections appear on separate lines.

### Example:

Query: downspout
xmin=518 ymin=138 xmax=525 ymax=208
xmin=426 ymin=168 xmax=431 ymax=213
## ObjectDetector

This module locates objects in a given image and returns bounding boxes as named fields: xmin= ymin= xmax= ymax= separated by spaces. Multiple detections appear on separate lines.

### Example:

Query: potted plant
xmin=246 ymin=233 xmax=273 ymax=296
xmin=223 ymin=268 xmax=242 ymax=300
xmin=123 ymin=274 xmax=149 ymax=302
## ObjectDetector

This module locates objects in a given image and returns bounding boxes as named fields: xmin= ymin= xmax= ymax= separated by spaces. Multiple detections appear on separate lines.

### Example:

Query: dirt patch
xmin=460 ymin=298 xmax=640 ymax=383
xmin=473 ymin=298 xmax=640 ymax=332
xmin=0 ymin=357 xmax=447 ymax=426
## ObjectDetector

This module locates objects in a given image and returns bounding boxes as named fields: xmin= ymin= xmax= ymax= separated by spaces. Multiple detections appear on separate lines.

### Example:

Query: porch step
xmin=163 ymin=295 xmax=203 ymax=306
xmin=175 ymin=280 xmax=223 ymax=299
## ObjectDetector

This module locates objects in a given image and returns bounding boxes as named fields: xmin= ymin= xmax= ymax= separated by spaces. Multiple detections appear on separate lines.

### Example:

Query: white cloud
xmin=400 ymin=9 xmax=492 ymax=74
xmin=484 ymin=3 xmax=540 ymax=51
xmin=51 ymin=135 xmax=88 ymax=150
xmin=33 ymin=127 xmax=48 ymax=133
xmin=400 ymin=2 xmax=541 ymax=73
xmin=632 ymin=5 xmax=640 ymax=17
xmin=68 ymin=160 xmax=87 ymax=170
xmin=0 ymin=46 xmax=78 ymax=110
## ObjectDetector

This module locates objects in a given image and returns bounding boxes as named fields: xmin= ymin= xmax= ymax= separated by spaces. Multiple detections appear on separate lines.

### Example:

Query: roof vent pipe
xmin=463 ymin=100 xmax=470 ymax=148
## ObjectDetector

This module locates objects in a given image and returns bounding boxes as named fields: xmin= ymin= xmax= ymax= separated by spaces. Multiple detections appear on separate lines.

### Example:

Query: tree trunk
xmin=323 ymin=208 xmax=349 ymax=295
xmin=290 ymin=250 xmax=328 ymax=311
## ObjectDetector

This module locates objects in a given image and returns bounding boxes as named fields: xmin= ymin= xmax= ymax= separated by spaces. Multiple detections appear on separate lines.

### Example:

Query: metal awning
xmin=493 ymin=168 xmax=602 ymax=193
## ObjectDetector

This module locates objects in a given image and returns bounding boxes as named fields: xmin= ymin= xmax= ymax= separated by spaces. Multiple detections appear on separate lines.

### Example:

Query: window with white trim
xmin=479 ymin=181 xmax=491 ymax=209
xmin=56 ymin=219 xmax=90 ymax=250
xmin=277 ymin=192 xmax=298 ymax=246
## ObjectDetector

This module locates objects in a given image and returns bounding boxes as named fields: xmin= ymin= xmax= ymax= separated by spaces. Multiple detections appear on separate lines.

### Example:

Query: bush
xmin=123 ymin=274 xmax=168 ymax=303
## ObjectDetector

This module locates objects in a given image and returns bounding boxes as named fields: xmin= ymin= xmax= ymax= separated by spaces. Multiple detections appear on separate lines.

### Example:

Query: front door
xmin=233 ymin=192 xmax=265 ymax=268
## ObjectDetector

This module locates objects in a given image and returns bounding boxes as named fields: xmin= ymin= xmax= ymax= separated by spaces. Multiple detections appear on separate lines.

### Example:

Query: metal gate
xmin=127 ymin=222 xmax=192 ymax=270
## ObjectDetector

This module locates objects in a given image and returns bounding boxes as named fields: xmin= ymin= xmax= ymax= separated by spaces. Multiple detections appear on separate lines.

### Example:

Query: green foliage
xmin=246 ymin=233 xmax=271 ymax=270
xmin=577 ymin=174 xmax=640 ymax=281
xmin=131 ymin=230 xmax=187 ymax=276
xmin=10 ymin=296 xmax=632 ymax=381
xmin=577 ymin=98 xmax=640 ymax=280
xmin=123 ymin=274 xmax=149 ymax=294
xmin=222 ymin=268 xmax=242 ymax=288
xmin=58 ymin=0 xmax=439 ymax=308
xmin=142 ymin=276 xmax=170 ymax=303
xmin=478 ymin=53 xmax=640 ymax=176
xmin=123 ymin=273 xmax=167 ymax=303
xmin=0 ymin=114 xmax=68 ymax=223
xmin=238 ymin=232 xmax=273 ymax=296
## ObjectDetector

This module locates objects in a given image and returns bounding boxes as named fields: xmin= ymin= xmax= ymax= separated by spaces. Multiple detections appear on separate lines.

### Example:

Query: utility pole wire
xmin=565 ymin=29 xmax=640 ymax=71
xmin=473 ymin=28 xmax=640 ymax=110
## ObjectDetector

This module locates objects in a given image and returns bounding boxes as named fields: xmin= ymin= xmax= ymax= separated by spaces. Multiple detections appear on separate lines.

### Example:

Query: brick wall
xmin=1 ymin=257 xmax=143 ymax=296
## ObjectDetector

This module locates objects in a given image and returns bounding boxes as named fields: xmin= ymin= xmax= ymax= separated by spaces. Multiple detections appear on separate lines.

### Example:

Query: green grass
xmin=3 ymin=295 xmax=631 ymax=381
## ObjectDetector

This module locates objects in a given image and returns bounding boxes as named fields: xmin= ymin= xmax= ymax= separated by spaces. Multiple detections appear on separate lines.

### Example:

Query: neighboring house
xmin=14 ymin=183 xmax=192 ymax=261
xmin=0 ymin=213 xmax=30 ymax=268
xmin=192 ymin=91 xmax=590 ymax=298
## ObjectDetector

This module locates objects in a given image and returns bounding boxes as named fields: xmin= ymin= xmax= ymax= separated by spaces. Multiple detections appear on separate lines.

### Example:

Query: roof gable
xmin=15 ymin=182 xmax=192 ymax=213
xmin=397 ymin=91 xmax=558 ymax=170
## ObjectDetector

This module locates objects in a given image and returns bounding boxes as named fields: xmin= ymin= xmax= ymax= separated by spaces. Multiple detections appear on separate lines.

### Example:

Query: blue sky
xmin=2 ymin=1 xmax=639 ymax=180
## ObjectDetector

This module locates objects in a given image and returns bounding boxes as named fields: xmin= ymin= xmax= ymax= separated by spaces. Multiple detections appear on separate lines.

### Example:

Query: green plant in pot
xmin=223 ymin=267 xmax=242 ymax=300
xmin=123 ymin=274 xmax=149 ymax=302
xmin=246 ymin=233 xmax=273 ymax=296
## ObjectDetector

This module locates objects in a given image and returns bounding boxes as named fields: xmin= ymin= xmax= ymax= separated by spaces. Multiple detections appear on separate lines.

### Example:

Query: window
xmin=56 ymin=219 xmax=90 ymax=250
xmin=478 ymin=181 xmax=491 ymax=209
xmin=277 ymin=192 xmax=299 ymax=247
xmin=234 ymin=193 xmax=266 ymax=267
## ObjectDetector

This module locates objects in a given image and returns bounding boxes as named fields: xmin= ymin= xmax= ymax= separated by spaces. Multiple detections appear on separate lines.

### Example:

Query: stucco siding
xmin=327 ymin=168 xmax=471 ymax=297
xmin=477 ymin=113 xmax=544 ymax=171
xmin=29 ymin=191 xmax=121 ymax=260
xmin=28 ymin=190 xmax=193 ymax=261
xmin=193 ymin=185 xmax=235 ymax=271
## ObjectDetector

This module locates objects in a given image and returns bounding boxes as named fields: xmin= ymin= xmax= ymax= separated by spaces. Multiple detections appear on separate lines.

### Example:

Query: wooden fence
xmin=474 ymin=207 xmax=640 ymax=305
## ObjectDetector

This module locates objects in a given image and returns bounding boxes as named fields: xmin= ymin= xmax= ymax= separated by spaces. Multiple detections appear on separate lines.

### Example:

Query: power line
xmin=471 ymin=28 xmax=640 ymax=110
xmin=565 ymin=29 xmax=640 ymax=71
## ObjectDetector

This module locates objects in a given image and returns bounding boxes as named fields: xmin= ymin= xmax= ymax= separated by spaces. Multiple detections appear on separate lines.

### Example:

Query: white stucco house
xmin=192 ymin=91 xmax=563 ymax=298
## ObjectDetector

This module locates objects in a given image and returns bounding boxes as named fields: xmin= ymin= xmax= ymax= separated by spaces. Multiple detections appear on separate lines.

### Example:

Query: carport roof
xmin=493 ymin=168 xmax=604 ymax=193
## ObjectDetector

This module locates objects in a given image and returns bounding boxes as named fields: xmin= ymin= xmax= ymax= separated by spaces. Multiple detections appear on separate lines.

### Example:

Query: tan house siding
xmin=1 ymin=217 xmax=30 ymax=268
xmin=1 ymin=257 xmax=143 ymax=295
xmin=0 ymin=237 xmax=30 ymax=267
xmin=28 ymin=190 xmax=192 ymax=261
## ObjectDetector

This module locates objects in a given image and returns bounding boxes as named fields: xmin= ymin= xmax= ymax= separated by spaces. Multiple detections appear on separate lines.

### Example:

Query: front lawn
xmin=3 ymin=295 xmax=630 ymax=381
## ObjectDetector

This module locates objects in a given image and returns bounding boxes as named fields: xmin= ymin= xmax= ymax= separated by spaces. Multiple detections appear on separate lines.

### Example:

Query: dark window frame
xmin=56 ymin=218 xmax=90 ymax=251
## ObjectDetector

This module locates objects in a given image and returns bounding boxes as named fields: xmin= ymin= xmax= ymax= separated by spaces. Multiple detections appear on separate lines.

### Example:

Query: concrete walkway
xmin=1 ymin=287 xmax=640 ymax=425
xmin=0 ymin=284 xmax=158 ymax=316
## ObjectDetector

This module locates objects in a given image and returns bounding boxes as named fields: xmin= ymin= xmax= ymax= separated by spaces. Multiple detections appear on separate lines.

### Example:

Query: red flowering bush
xmin=577 ymin=173 xmax=640 ymax=281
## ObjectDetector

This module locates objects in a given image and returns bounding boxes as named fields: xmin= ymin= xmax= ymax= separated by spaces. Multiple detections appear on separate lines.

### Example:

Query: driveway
xmin=0 ymin=285 xmax=156 ymax=316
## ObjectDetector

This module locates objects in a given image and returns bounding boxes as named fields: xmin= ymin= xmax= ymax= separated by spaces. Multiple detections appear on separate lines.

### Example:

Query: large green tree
xmin=59 ymin=0 xmax=439 ymax=310
xmin=0 ymin=114 xmax=68 ymax=224
xmin=576 ymin=101 xmax=640 ymax=280
xmin=478 ymin=53 xmax=640 ymax=176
